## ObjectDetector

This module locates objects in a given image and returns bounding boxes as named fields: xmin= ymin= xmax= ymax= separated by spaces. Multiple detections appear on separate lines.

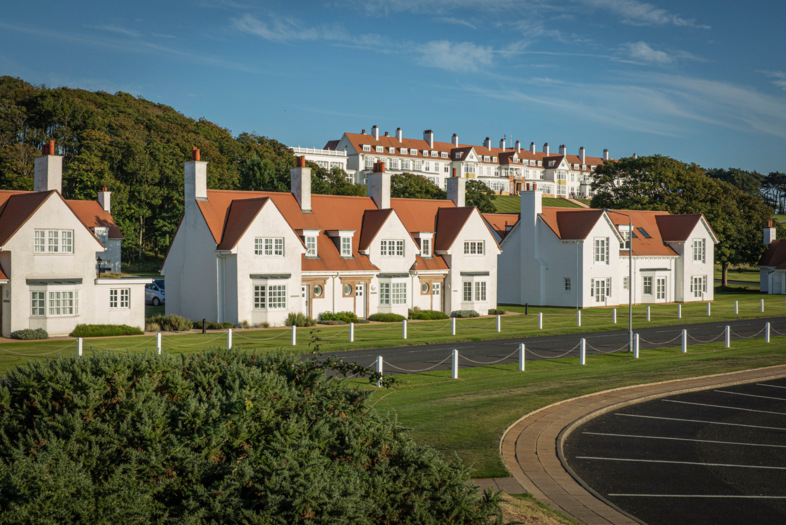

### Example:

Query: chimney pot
xmin=543 ymin=142 xmax=549 ymax=156
xmin=516 ymin=140 xmax=521 ymax=152
xmin=362 ymin=129 xmax=366 ymax=134
xmin=372 ymin=125 xmax=379 ymax=140
xmin=34 ymin=141 xmax=62 ymax=192
xmin=603 ymin=148 xmax=609 ymax=161
xmin=192 ymin=147 xmax=200 ymax=161
xmin=396 ymin=127 xmax=402 ymax=143
xmin=296 ymin=156 xmax=306 ymax=168
xmin=452 ymin=133 xmax=459 ymax=147
xmin=384 ymin=131 xmax=389 ymax=137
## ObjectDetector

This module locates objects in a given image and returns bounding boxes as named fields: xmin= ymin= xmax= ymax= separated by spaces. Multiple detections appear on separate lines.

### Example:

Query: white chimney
xmin=98 ymin=187 xmax=111 ymax=213
xmin=521 ymin=190 xmax=542 ymax=227
xmin=559 ymin=144 xmax=567 ymax=155
xmin=372 ymin=125 xmax=379 ymax=140
xmin=424 ymin=129 xmax=434 ymax=148
xmin=603 ymin=148 xmax=609 ymax=161
xmin=483 ymin=137 xmax=491 ymax=148
xmin=184 ymin=147 xmax=207 ymax=205
xmin=34 ymin=140 xmax=62 ymax=193
xmin=499 ymin=138 xmax=506 ymax=151
xmin=291 ymin=156 xmax=312 ymax=212
xmin=579 ymin=147 xmax=586 ymax=165
xmin=764 ymin=221 xmax=777 ymax=245
xmin=447 ymin=177 xmax=465 ymax=208
xmin=367 ymin=161 xmax=390 ymax=209
xmin=543 ymin=142 xmax=549 ymax=156
xmin=452 ymin=133 xmax=459 ymax=147
xmin=530 ymin=142 xmax=536 ymax=154
xmin=515 ymin=140 xmax=521 ymax=152
xmin=396 ymin=127 xmax=403 ymax=143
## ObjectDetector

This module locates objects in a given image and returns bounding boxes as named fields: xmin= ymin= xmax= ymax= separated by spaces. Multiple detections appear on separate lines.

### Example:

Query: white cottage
xmin=488 ymin=191 xmax=717 ymax=307
xmin=0 ymin=142 xmax=147 ymax=336
xmin=163 ymin=150 xmax=500 ymax=326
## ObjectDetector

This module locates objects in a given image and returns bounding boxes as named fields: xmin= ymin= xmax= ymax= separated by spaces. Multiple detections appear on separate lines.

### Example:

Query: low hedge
xmin=409 ymin=309 xmax=449 ymax=320
xmin=368 ymin=313 xmax=406 ymax=322
xmin=450 ymin=310 xmax=480 ymax=318
xmin=285 ymin=312 xmax=316 ymax=327
xmin=145 ymin=313 xmax=192 ymax=332
xmin=488 ymin=308 xmax=506 ymax=315
xmin=319 ymin=311 xmax=359 ymax=323
xmin=9 ymin=328 xmax=48 ymax=340
xmin=69 ymin=324 xmax=144 ymax=338
xmin=192 ymin=320 xmax=235 ymax=330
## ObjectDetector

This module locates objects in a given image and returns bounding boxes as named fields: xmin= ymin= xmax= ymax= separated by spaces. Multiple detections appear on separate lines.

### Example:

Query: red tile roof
xmin=66 ymin=200 xmax=123 ymax=239
xmin=655 ymin=214 xmax=704 ymax=242
xmin=483 ymin=213 xmax=520 ymax=240
xmin=759 ymin=239 xmax=786 ymax=268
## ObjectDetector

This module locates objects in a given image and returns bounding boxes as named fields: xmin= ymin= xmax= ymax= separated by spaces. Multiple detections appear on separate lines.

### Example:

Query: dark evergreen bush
xmin=191 ymin=320 xmax=236 ymax=330
xmin=0 ymin=351 xmax=501 ymax=523
xmin=319 ymin=311 xmax=359 ymax=323
xmin=145 ymin=313 xmax=192 ymax=332
xmin=487 ymin=309 xmax=506 ymax=315
xmin=9 ymin=328 xmax=48 ymax=340
xmin=450 ymin=310 xmax=481 ymax=318
xmin=408 ymin=308 xmax=450 ymax=320
xmin=69 ymin=324 xmax=144 ymax=337
xmin=368 ymin=313 xmax=407 ymax=322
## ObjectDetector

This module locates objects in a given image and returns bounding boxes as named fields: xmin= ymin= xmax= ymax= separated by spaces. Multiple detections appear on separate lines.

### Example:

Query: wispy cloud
xmin=232 ymin=13 xmax=320 ymax=43
xmin=416 ymin=41 xmax=494 ymax=72
xmin=576 ymin=0 xmax=710 ymax=28
xmin=760 ymin=70 xmax=786 ymax=91
xmin=86 ymin=24 xmax=141 ymax=38
xmin=624 ymin=41 xmax=673 ymax=64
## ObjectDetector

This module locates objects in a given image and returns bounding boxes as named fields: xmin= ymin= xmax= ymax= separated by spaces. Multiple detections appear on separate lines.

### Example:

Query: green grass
xmin=774 ymin=214 xmax=786 ymax=224
xmin=714 ymin=266 xmax=760 ymax=283
xmin=491 ymin=195 xmax=586 ymax=213
xmin=365 ymin=336 xmax=786 ymax=478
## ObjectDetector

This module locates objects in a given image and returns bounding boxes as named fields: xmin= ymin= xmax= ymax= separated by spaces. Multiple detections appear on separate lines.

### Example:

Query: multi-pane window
xmin=379 ymin=282 xmax=406 ymax=305
xmin=421 ymin=238 xmax=431 ymax=258
xmin=305 ymin=236 xmax=317 ymax=257
xmin=690 ymin=276 xmax=707 ymax=298
xmin=464 ymin=241 xmax=484 ymax=255
xmin=34 ymin=230 xmax=74 ymax=254
xmin=110 ymin=288 xmax=130 ymax=309
xmin=643 ymin=276 xmax=653 ymax=294
xmin=340 ymin=236 xmax=352 ymax=257
xmin=432 ymin=282 xmax=440 ymax=297
xmin=380 ymin=240 xmax=404 ymax=256
xmin=31 ymin=292 xmax=45 ymax=316
xmin=362 ymin=145 xmax=371 ymax=152
xmin=463 ymin=280 xmax=486 ymax=302
xmin=48 ymin=291 xmax=77 ymax=316
xmin=623 ymin=276 xmax=629 ymax=290
xmin=693 ymin=239 xmax=706 ymax=263
xmin=255 ymin=238 xmax=284 ymax=256
xmin=594 ymin=238 xmax=609 ymax=263
xmin=253 ymin=284 xmax=287 ymax=310
xmin=619 ymin=230 xmax=630 ymax=250
xmin=463 ymin=281 xmax=473 ymax=302
xmin=591 ymin=278 xmax=611 ymax=302
xmin=656 ymin=278 xmax=666 ymax=300
xmin=564 ymin=278 xmax=571 ymax=291
xmin=475 ymin=281 xmax=486 ymax=302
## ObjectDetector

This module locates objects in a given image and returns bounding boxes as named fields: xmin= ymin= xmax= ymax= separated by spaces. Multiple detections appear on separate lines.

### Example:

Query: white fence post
xmin=766 ymin=322 xmax=771 ymax=343
xmin=538 ymin=312 xmax=543 ymax=330
xmin=350 ymin=322 xmax=354 ymax=342
xmin=735 ymin=301 xmax=739 ymax=315
xmin=682 ymin=329 xmax=687 ymax=353
xmin=580 ymin=338 xmax=586 ymax=365
xmin=725 ymin=325 xmax=731 ymax=348
xmin=156 ymin=332 xmax=162 ymax=355
xmin=634 ymin=333 xmax=640 ymax=359
xmin=519 ymin=343 xmax=525 ymax=372
xmin=707 ymin=303 xmax=711 ymax=316
xmin=678 ymin=304 xmax=682 ymax=319
xmin=761 ymin=299 xmax=765 ymax=313
xmin=452 ymin=349 xmax=459 ymax=379
xmin=451 ymin=317 xmax=456 ymax=335
xmin=376 ymin=355 xmax=383 ymax=388
xmin=78 ymin=337 xmax=83 ymax=358
xmin=291 ymin=325 xmax=296 ymax=346
xmin=646 ymin=306 xmax=651 ymax=322
xmin=402 ymin=319 xmax=407 ymax=340
xmin=227 ymin=328 xmax=233 ymax=350
xmin=577 ymin=310 xmax=582 ymax=327
xmin=613 ymin=308 xmax=617 ymax=324
xmin=496 ymin=315 xmax=501 ymax=332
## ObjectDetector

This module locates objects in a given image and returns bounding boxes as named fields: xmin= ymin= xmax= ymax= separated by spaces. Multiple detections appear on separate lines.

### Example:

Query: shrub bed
xmin=69 ymin=324 xmax=143 ymax=338
xmin=0 ymin=351 xmax=500 ymax=523
xmin=319 ymin=311 xmax=359 ymax=324
xmin=144 ymin=313 xmax=192 ymax=332
xmin=409 ymin=308 xmax=449 ymax=320
xmin=451 ymin=310 xmax=480 ymax=318
xmin=488 ymin=308 xmax=507 ymax=315
xmin=368 ymin=313 xmax=407 ymax=322
xmin=285 ymin=312 xmax=316 ymax=327
xmin=9 ymin=328 xmax=48 ymax=340
xmin=191 ymin=320 xmax=235 ymax=330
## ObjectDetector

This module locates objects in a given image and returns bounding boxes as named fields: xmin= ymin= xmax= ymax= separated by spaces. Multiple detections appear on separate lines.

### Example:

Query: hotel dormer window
xmin=340 ymin=236 xmax=352 ymax=257
xmin=362 ymin=145 xmax=370 ymax=152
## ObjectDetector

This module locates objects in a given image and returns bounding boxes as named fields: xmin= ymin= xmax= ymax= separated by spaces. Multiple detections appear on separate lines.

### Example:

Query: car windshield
xmin=155 ymin=279 xmax=165 ymax=290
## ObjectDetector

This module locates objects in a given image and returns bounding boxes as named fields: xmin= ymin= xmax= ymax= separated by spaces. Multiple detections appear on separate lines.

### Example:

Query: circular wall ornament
xmin=313 ymin=285 xmax=323 ymax=297
xmin=422 ymin=282 xmax=429 ymax=293
xmin=344 ymin=284 xmax=352 ymax=295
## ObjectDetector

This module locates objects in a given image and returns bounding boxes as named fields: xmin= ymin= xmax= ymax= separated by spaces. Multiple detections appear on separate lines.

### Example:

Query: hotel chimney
xmin=603 ymin=148 xmax=609 ymax=161
xmin=543 ymin=142 xmax=549 ymax=156
xmin=559 ymin=144 xmax=567 ymax=155
xmin=184 ymin=147 xmax=207 ymax=208
xmin=98 ymin=187 xmax=111 ymax=213
xmin=764 ymin=221 xmax=777 ymax=245
xmin=372 ymin=125 xmax=379 ymax=140
xmin=396 ymin=127 xmax=403 ymax=143
xmin=34 ymin=140 xmax=62 ymax=193
xmin=447 ymin=176 xmax=466 ymax=208
xmin=499 ymin=137 xmax=506 ymax=151
xmin=424 ymin=129 xmax=434 ymax=148
xmin=530 ymin=142 xmax=536 ymax=154
xmin=452 ymin=133 xmax=459 ymax=147
xmin=291 ymin=156 xmax=312 ymax=212
xmin=579 ymin=147 xmax=586 ymax=165
xmin=367 ymin=161 xmax=391 ymax=209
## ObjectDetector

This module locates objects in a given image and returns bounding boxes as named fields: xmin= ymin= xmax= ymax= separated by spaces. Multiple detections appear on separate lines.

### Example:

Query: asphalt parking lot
xmin=562 ymin=378 xmax=786 ymax=524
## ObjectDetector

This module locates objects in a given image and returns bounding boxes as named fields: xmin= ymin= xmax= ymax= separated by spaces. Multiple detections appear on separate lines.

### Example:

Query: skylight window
xmin=637 ymin=227 xmax=652 ymax=239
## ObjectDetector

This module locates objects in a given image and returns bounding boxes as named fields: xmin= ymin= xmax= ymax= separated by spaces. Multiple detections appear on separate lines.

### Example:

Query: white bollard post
xmin=538 ymin=312 xmax=543 ymax=330
xmin=376 ymin=356 xmax=383 ymax=388
xmin=227 ymin=328 xmax=233 ymax=350
xmin=613 ymin=308 xmax=617 ymax=324
xmin=496 ymin=315 xmax=501 ymax=332
xmin=291 ymin=325 xmax=296 ymax=346
xmin=707 ymin=303 xmax=711 ymax=316
xmin=735 ymin=301 xmax=739 ymax=315
xmin=78 ymin=337 xmax=83 ymax=358
xmin=451 ymin=317 xmax=456 ymax=335
xmin=725 ymin=325 xmax=731 ymax=348
xmin=156 ymin=332 xmax=162 ymax=355
xmin=682 ymin=329 xmax=687 ymax=353
xmin=519 ymin=343 xmax=525 ymax=372
xmin=452 ymin=349 xmax=459 ymax=379
xmin=761 ymin=299 xmax=765 ymax=313
xmin=403 ymin=319 xmax=407 ymax=340
xmin=646 ymin=306 xmax=651 ymax=322
xmin=766 ymin=322 xmax=771 ymax=343
xmin=580 ymin=338 xmax=586 ymax=365
xmin=678 ymin=304 xmax=682 ymax=319
xmin=634 ymin=333 xmax=640 ymax=359
xmin=350 ymin=322 xmax=355 ymax=342
xmin=577 ymin=310 xmax=581 ymax=327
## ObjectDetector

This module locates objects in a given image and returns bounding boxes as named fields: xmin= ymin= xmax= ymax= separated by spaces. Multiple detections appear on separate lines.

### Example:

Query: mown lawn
xmin=715 ymin=265 xmax=760 ymax=284
xmin=492 ymin=195 xmax=586 ymax=213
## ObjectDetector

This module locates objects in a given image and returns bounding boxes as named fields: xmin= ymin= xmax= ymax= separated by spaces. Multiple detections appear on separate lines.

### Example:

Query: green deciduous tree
xmin=391 ymin=172 xmax=447 ymax=199
xmin=466 ymin=179 xmax=496 ymax=213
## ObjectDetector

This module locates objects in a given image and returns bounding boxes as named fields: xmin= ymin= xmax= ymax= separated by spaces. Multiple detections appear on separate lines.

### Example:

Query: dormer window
xmin=455 ymin=152 xmax=463 ymax=159
xmin=389 ymin=147 xmax=395 ymax=153
xmin=362 ymin=145 xmax=371 ymax=152
xmin=376 ymin=146 xmax=383 ymax=153
xmin=305 ymin=236 xmax=317 ymax=257
xmin=441 ymin=152 xmax=448 ymax=158
xmin=422 ymin=150 xmax=428 ymax=156
xmin=400 ymin=147 xmax=407 ymax=154
xmin=340 ymin=237 xmax=351 ymax=257
xmin=484 ymin=156 xmax=490 ymax=162
xmin=430 ymin=151 xmax=438 ymax=157
xmin=421 ymin=237 xmax=432 ymax=258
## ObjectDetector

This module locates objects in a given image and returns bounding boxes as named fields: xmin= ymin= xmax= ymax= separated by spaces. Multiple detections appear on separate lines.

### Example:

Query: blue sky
xmin=2 ymin=0 xmax=785 ymax=173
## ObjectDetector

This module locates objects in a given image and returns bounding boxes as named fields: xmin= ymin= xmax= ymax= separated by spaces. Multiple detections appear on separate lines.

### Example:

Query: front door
xmin=355 ymin=283 xmax=365 ymax=318
xmin=432 ymin=282 xmax=442 ymax=312
xmin=301 ymin=285 xmax=309 ymax=318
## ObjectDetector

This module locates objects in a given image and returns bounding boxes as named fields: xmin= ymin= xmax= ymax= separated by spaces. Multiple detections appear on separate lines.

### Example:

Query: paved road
xmin=321 ymin=316 xmax=786 ymax=375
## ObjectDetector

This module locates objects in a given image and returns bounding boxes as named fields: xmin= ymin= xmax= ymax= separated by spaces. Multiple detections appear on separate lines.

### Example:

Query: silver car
xmin=145 ymin=279 xmax=165 ymax=306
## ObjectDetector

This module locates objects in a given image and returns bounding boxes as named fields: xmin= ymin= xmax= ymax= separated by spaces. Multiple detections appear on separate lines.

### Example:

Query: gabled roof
xmin=434 ymin=207 xmax=475 ymax=251
xmin=358 ymin=209 xmax=394 ymax=252
xmin=759 ymin=239 xmax=786 ymax=268
xmin=66 ymin=200 xmax=123 ymax=239
xmin=482 ymin=213 xmax=520 ymax=240
xmin=217 ymin=197 xmax=270 ymax=250
xmin=539 ymin=208 xmax=605 ymax=240
xmin=655 ymin=214 xmax=708 ymax=242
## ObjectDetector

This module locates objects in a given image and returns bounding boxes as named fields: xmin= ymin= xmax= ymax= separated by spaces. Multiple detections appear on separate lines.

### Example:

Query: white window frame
xmin=340 ymin=236 xmax=352 ymax=257
xmin=305 ymin=236 xmax=317 ymax=257
xmin=362 ymin=145 xmax=371 ymax=152
xmin=48 ymin=290 xmax=78 ymax=316
xmin=380 ymin=239 xmax=404 ymax=257
xmin=693 ymin=239 xmax=706 ymax=263
xmin=110 ymin=288 xmax=130 ymax=309
xmin=464 ymin=241 xmax=485 ymax=255
xmin=34 ymin=229 xmax=74 ymax=254
xmin=255 ymin=237 xmax=284 ymax=257
xmin=379 ymin=281 xmax=407 ymax=305
xmin=421 ymin=238 xmax=431 ymax=258
xmin=594 ymin=237 xmax=609 ymax=264
xmin=656 ymin=277 xmax=666 ymax=300
xmin=590 ymin=278 xmax=611 ymax=302
xmin=643 ymin=276 xmax=653 ymax=295
xmin=690 ymin=276 xmax=707 ymax=298
xmin=31 ymin=291 xmax=45 ymax=316
xmin=253 ymin=284 xmax=287 ymax=310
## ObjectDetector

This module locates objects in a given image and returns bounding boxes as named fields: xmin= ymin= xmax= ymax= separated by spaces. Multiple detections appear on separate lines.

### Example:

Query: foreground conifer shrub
xmin=0 ymin=351 xmax=501 ymax=524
